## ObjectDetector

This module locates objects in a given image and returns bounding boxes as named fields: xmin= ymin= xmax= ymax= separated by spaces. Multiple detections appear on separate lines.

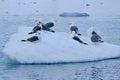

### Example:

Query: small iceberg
xmin=3 ymin=27 xmax=120 ymax=64
xmin=59 ymin=12 xmax=90 ymax=17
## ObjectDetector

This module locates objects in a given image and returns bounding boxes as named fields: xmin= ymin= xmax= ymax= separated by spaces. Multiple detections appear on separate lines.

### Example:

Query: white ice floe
xmin=3 ymin=27 xmax=120 ymax=63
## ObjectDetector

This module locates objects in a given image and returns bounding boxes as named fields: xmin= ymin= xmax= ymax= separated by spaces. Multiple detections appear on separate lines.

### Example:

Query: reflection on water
xmin=1 ymin=59 xmax=120 ymax=80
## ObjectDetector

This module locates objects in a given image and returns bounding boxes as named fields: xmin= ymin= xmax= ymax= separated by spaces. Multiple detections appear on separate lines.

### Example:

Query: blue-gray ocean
xmin=0 ymin=14 xmax=120 ymax=80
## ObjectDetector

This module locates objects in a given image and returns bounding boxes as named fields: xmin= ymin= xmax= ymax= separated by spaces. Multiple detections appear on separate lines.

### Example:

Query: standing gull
xmin=68 ymin=22 xmax=81 ymax=36
xmin=71 ymin=31 xmax=87 ymax=45
xmin=88 ymin=27 xmax=104 ymax=44
xmin=28 ymin=21 xmax=42 ymax=34
xmin=21 ymin=36 xmax=39 ymax=42
xmin=22 ymin=31 xmax=41 ymax=42
xmin=42 ymin=19 xmax=57 ymax=32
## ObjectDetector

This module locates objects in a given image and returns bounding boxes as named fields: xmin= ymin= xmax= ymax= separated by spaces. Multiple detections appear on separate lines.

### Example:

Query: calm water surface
xmin=0 ymin=14 xmax=120 ymax=80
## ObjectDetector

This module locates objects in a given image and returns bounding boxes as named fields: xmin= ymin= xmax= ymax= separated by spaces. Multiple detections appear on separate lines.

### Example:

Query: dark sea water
xmin=0 ymin=14 xmax=120 ymax=80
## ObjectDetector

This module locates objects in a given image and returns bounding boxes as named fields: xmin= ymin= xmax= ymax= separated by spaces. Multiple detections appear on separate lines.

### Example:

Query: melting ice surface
xmin=3 ymin=27 xmax=120 ymax=63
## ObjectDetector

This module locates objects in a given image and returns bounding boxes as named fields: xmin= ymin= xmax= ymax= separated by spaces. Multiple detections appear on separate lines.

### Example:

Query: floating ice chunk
xmin=3 ymin=27 xmax=120 ymax=63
